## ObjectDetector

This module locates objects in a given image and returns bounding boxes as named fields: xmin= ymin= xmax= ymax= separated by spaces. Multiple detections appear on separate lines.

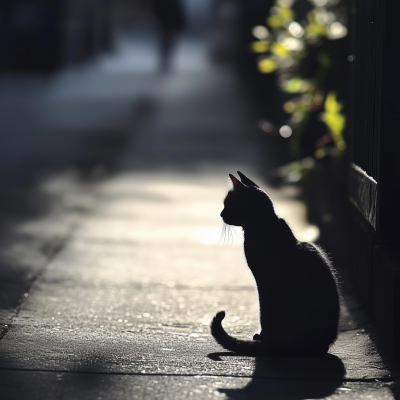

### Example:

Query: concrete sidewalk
xmin=0 ymin=41 xmax=399 ymax=399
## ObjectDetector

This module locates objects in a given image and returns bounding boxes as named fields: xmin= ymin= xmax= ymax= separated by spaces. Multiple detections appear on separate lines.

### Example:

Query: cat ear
xmin=237 ymin=171 xmax=259 ymax=187
xmin=229 ymin=174 xmax=247 ymax=190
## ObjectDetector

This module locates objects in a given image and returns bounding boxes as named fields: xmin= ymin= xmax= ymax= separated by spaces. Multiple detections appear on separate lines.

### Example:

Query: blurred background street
xmin=0 ymin=0 xmax=399 ymax=399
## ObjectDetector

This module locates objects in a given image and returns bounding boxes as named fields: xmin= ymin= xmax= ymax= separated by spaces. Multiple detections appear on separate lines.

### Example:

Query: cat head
xmin=220 ymin=171 xmax=276 ymax=227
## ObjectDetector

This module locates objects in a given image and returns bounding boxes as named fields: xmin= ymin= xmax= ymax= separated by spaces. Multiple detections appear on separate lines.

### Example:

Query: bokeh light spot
xmin=252 ymin=25 xmax=270 ymax=40
xmin=279 ymin=125 xmax=293 ymax=138
xmin=258 ymin=58 xmax=277 ymax=73
xmin=288 ymin=21 xmax=304 ymax=38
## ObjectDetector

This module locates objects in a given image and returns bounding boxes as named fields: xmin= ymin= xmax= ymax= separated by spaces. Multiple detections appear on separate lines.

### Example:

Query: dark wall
xmin=0 ymin=0 xmax=114 ymax=73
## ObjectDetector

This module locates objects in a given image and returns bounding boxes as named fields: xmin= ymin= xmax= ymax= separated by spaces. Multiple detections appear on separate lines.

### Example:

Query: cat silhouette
xmin=211 ymin=172 xmax=340 ymax=356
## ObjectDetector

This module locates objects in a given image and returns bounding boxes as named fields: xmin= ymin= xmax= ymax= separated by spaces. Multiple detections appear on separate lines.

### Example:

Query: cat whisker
xmin=225 ymin=224 xmax=231 ymax=246
xmin=222 ymin=223 xmax=233 ymax=246
xmin=223 ymin=223 xmax=228 ymax=245
xmin=220 ymin=222 xmax=232 ymax=246
xmin=220 ymin=223 xmax=226 ymax=245
xmin=224 ymin=224 xmax=229 ymax=244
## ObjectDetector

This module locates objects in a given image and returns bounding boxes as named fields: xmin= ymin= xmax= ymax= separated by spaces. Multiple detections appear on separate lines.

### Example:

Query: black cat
xmin=211 ymin=172 xmax=340 ymax=356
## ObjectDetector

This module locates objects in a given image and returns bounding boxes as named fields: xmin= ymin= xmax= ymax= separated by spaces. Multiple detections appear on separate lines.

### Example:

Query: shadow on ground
xmin=208 ymin=352 xmax=345 ymax=399
xmin=0 ymin=351 xmax=346 ymax=400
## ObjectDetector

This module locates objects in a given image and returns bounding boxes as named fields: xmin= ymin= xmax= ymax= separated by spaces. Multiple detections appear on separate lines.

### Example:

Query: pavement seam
xmin=0 ymin=367 xmax=397 ymax=382
xmin=0 ymin=223 xmax=77 ymax=342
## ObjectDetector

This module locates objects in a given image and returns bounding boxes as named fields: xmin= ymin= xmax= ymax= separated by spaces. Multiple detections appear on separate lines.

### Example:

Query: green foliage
xmin=250 ymin=0 xmax=349 ymax=179
xmin=322 ymin=91 xmax=346 ymax=151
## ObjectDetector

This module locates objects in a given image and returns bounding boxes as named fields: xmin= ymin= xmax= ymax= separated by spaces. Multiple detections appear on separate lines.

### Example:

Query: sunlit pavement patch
xmin=0 ymin=169 xmax=396 ymax=386
xmin=0 ymin=323 xmax=392 ymax=381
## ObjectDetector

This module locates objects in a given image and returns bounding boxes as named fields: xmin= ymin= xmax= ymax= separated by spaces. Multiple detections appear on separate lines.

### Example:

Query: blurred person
xmin=153 ymin=0 xmax=186 ymax=71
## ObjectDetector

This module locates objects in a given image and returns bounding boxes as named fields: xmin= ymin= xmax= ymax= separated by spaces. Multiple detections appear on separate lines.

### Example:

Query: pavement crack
xmin=0 ymin=223 xmax=77 ymax=343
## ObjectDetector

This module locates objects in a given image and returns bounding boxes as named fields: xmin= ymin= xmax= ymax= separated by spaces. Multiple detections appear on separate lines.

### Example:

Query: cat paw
xmin=253 ymin=333 xmax=262 ymax=341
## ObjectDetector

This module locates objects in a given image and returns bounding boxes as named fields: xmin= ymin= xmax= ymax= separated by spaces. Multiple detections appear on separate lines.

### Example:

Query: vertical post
xmin=376 ymin=0 xmax=400 ymax=245
xmin=348 ymin=0 xmax=400 ymax=360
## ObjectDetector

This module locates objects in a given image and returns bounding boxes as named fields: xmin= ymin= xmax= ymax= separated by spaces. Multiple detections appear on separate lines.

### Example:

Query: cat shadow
xmin=207 ymin=352 xmax=346 ymax=400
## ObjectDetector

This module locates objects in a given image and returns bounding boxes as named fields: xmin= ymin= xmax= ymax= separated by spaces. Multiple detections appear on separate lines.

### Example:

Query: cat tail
xmin=211 ymin=311 xmax=264 ymax=356
xmin=211 ymin=311 xmax=331 ymax=356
